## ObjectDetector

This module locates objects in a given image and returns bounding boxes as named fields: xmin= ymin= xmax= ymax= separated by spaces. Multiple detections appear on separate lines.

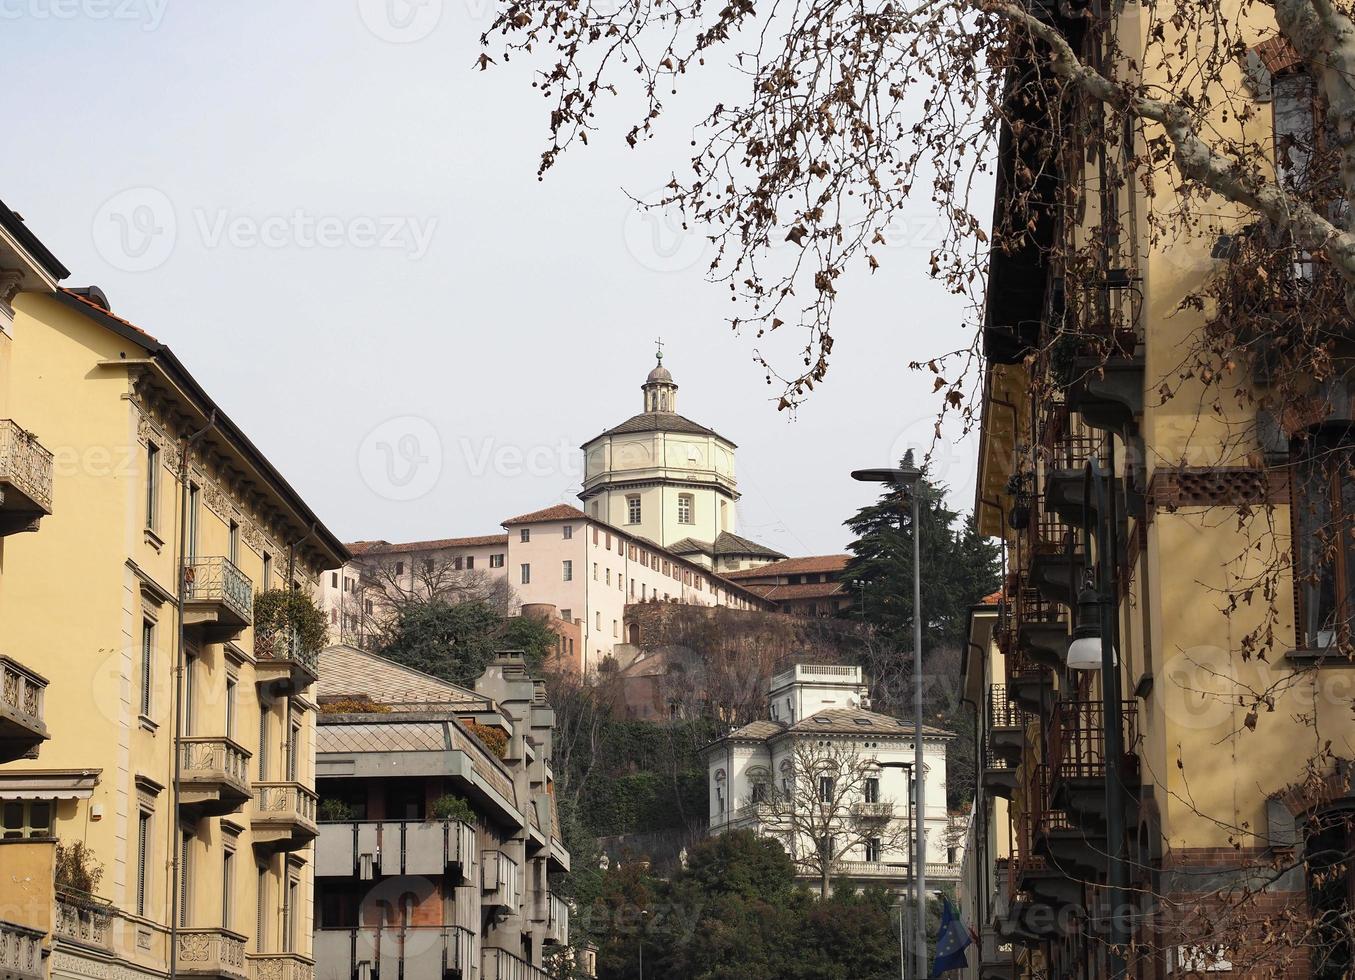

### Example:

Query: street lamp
xmin=852 ymin=452 xmax=927 ymax=979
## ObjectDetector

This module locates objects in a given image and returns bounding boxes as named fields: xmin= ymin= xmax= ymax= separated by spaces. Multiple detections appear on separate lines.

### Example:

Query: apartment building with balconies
xmin=0 ymin=220 xmax=349 ymax=980
xmin=0 ymin=200 xmax=68 ymax=980
xmin=312 ymin=646 xmax=579 ymax=980
xmin=966 ymin=7 xmax=1355 ymax=975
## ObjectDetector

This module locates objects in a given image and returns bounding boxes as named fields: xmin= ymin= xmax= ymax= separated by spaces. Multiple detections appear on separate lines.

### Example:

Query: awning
xmin=0 ymin=770 xmax=100 ymax=800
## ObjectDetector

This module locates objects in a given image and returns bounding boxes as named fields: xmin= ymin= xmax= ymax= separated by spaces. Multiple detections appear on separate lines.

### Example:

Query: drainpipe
xmin=170 ymin=411 xmax=216 ymax=980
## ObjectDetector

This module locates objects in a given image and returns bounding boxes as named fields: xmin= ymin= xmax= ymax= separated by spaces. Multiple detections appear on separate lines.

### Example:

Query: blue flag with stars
xmin=930 ymin=895 xmax=972 ymax=976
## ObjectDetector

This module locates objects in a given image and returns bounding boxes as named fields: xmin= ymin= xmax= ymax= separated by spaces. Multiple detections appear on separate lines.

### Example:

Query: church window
xmin=593 ymin=527 xmax=599 ymax=544
xmin=627 ymin=495 xmax=641 ymax=524
xmin=720 ymin=499 xmax=728 ymax=531
xmin=520 ymin=529 xmax=531 ymax=543
xmin=593 ymin=563 xmax=598 ymax=581
xmin=520 ymin=564 xmax=531 ymax=585
xmin=605 ymin=568 xmax=611 ymax=585
xmin=562 ymin=560 xmax=573 ymax=582
xmin=678 ymin=494 xmax=694 ymax=524
xmin=563 ymin=525 xmax=573 ymax=540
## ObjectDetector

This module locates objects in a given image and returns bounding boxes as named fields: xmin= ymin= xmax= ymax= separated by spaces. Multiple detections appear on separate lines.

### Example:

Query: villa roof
xmin=785 ymin=707 xmax=954 ymax=739
xmin=742 ymin=581 xmax=845 ymax=601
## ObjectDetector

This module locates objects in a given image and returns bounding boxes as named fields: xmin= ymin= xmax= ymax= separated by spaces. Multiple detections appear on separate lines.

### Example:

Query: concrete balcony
xmin=316 ymin=820 xmax=476 ymax=880
xmin=0 ymin=420 xmax=53 ymax=535
xmin=0 ymin=918 xmax=46 ymax=980
xmin=0 ymin=656 xmax=48 ymax=762
xmin=53 ymin=891 xmax=113 ymax=953
xmin=482 ymin=947 xmax=545 ymax=980
xmin=176 ymin=927 xmax=248 ymax=980
xmin=248 ymin=952 xmax=316 ymax=980
xmin=544 ymin=893 xmax=569 ymax=946
xmin=254 ymin=632 xmax=319 ymax=695
xmin=182 ymin=557 xmax=253 ymax=641
xmin=480 ymin=851 xmax=520 ymax=912
xmin=314 ymin=926 xmax=475 ymax=980
xmin=251 ymin=782 xmax=319 ymax=852
xmin=179 ymin=736 xmax=252 ymax=816
xmin=850 ymin=801 xmax=894 ymax=820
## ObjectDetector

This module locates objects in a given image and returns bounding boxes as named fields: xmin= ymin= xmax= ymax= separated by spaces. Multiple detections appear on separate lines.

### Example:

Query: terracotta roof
xmin=786 ymin=707 xmax=953 ymax=739
xmin=316 ymin=645 xmax=490 ymax=709
xmin=743 ymin=581 xmax=846 ymax=601
xmin=594 ymin=411 xmax=731 ymax=443
xmin=723 ymin=554 xmax=851 ymax=579
xmin=503 ymin=503 xmax=590 ymax=526
xmin=978 ymin=590 xmax=1003 ymax=607
xmin=347 ymin=534 xmax=508 ymax=556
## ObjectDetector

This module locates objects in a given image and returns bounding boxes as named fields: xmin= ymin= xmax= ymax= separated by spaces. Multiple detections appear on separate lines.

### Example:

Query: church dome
xmin=647 ymin=363 xmax=673 ymax=383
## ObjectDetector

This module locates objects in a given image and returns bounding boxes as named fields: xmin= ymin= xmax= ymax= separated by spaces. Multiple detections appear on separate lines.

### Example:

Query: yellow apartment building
xmin=0 ymin=205 xmax=349 ymax=980
xmin=960 ymin=5 xmax=1355 ymax=979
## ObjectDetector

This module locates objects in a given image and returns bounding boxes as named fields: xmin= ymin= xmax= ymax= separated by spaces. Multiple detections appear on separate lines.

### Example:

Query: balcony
xmin=835 ymin=860 xmax=907 ymax=880
xmin=986 ymin=685 xmax=1027 ymax=765
xmin=481 ymin=850 xmax=520 ymax=912
xmin=1005 ymin=650 xmax=1053 ymax=715
xmin=182 ymin=557 xmax=253 ymax=641
xmin=1026 ymin=508 xmax=1083 ymax=608
xmin=316 ymin=820 xmax=477 ymax=881
xmin=179 ymin=736 xmax=252 ymax=816
xmin=254 ymin=631 xmax=319 ymax=695
xmin=0 ymin=656 xmax=48 ymax=762
xmin=482 ymin=948 xmax=545 ymax=980
xmin=314 ymin=926 xmax=475 ymax=980
xmin=0 ymin=420 xmax=53 ymax=535
xmin=54 ymin=891 xmax=113 ymax=953
xmin=251 ymin=782 xmax=319 ymax=852
xmin=249 ymin=953 xmax=315 ymax=980
xmin=850 ymin=801 xmax=894 ymax=820
xmin=1013 ymin=590 xmax=1067 ymax=670
xmin=0 ymin=918 xmax=46 ymax=980
xmin=545 ymin=893 xmax=569 ymax=946
xmin=176 ymin=927 xmax=248 ymax=980
xmin=1048 ymin=699 xmax=1141 ymax=828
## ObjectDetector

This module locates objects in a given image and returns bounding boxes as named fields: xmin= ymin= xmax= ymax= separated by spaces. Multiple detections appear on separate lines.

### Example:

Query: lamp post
xmin=852 ymin=454 xmax=926 ymax=978
xmin=1065 ymin=459 xmax=1128 ymax=975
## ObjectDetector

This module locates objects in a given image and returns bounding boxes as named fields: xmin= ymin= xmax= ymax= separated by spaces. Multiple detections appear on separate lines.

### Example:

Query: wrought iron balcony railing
xmin=1047 ymin=699 xmax=1140 ymax=781
xmin=183 ymin=556 xmax=253 ymax=625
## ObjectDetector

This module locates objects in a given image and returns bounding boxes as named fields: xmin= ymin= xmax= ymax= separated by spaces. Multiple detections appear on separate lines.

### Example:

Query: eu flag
xmin=930 ymin=895 xmax=972 ymax=976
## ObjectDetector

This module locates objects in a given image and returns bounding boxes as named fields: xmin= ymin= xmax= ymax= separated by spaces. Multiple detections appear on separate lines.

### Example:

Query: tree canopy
xmin=376 ymin=599 xmax=557 ymax=688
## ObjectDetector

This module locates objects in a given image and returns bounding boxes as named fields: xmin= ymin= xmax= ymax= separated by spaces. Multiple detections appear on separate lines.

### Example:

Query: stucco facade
xmin=704 ymin=665 xmax=958 ymax=891
xmin=0 ymin=208 xmax=347 ymax=980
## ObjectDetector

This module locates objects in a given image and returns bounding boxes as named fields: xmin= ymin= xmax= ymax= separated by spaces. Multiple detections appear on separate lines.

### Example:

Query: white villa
xmin=704 ymin=664 xmax=961 ymax=892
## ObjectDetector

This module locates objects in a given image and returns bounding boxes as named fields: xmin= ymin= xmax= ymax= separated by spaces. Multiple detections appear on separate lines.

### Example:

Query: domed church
xmin=578 ymin=349 xmax=785 ymax=572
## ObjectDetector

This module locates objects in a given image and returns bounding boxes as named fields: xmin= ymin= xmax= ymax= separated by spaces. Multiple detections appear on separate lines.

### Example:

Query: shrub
xmin=318 ymin=799 xmax=356 ymax=822
xmin=464 ymin=720 xmax=509 ymax=759
xmin=319 ymin=696 xmax=391 ymax=715
xmin=55 ymin=840 xmax=104 ymax=897
xmin=254 ymin=589 xmax=329 ymax=658
xmin=431 ymin=794 xmax=476 ymax=824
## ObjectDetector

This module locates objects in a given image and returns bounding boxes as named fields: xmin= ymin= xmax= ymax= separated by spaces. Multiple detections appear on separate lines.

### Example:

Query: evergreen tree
xmin=841 ymin=457 xmax=1001 ymax=650
xmin=377 ymin=599 xmax=556 ymax=687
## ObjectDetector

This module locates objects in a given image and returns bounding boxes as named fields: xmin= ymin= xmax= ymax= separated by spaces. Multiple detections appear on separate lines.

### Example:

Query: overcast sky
xmin=2 ymin=1 xmax=989 ymax=557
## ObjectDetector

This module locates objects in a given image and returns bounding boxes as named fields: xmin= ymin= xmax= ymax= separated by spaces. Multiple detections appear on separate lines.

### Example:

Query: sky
xmin=0 ymin=0 xmax=989 ymax=557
